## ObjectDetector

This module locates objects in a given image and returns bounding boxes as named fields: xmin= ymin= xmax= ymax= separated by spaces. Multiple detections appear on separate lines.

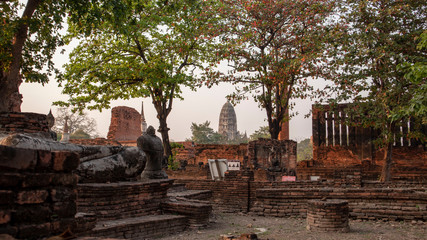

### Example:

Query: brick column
xmin=306 ymin=199 xmax=349 ymax=232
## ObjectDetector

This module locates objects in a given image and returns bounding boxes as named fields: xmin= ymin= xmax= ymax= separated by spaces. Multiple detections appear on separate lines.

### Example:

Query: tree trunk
xmin=0 ymin=0 xmax=41 ymax=112
xmin=270 ymin=119 xmax=281 ymax=140
xmin=379 ymin=141 xmax=393 ymax=182
xmin=158 ymin=117 xmax=172 ymax=163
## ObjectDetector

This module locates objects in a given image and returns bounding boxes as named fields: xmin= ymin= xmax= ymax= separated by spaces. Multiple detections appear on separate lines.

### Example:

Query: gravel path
xmin=156 ymin=211 xmax=427 ymax=240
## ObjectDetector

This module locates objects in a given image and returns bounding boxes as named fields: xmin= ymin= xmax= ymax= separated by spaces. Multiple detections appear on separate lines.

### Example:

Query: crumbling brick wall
xmin=176 ymin=170 xmax=426 ymax=222
xmin=69 ymin=138 xmax=121 ymax=146
xmin=175 ymin=171 xmax=253 ymax=213
xmin=248 ymin=138 xmax=297 ymax=175
xmin=174 ymin=143 xmax=247 ymax=165
xmin=252 ymin=187 xmax=427 ymax=221
xmin=0 ymin=112 xmax=49 ymax=133
xmin=0 ymin=145 xmax=80 ymax=239
xmin=311 ymin=104 xmax=427 ymax=174
xmin=77 ymin=180 xmax=174 ymax=221
xmin=107 ymin=106 xmax=142 ymax=142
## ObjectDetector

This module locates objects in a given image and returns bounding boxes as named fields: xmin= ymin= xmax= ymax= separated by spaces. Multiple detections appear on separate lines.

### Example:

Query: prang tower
xmin=218 ymin=101 xmax=238 ymax=140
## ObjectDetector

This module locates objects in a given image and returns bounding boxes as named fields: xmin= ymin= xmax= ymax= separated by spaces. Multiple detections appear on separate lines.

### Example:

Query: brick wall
xmin=0 ymin=112 xmax=49 ymax=133
xmin=0 ymin=145 xmax=80 ymax=239
xmin=174 ymin=143 xmax=247 ymax=165
xmin=252 ymin=187 xmax=427 ymax=221
xmin=166 ymin=165 xmax=210 ymax=180
xmin=77 ymin=180 xmax=174 ymax=221
xmin=176 ymin=170 xmax=427 ymax=222
xmin=175 ymin=171 xmax=253 ymax=213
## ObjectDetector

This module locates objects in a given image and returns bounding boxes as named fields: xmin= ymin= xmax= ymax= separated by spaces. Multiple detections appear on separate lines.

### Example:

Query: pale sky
xmin=20 ymin=41 xmax=320 ymax=143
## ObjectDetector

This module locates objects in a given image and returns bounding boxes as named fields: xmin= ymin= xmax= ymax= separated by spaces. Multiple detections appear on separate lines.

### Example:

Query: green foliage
xmin=297 ymin=138 xmax=313 ymax=161
xmin=189 ymin=121 xmax=248 ymax=144
xmin=70 ymin=129 xmax=91 ymax=139
xmin=206 ymin=0 xmax=336 ymax=139
xmin=56 ymin=0 xmax=221 ymax=112
xmin=0 ymin=0 xmax=92 ymax=84
xmin=323 ymin=0 xmax=426 ymax=145
xmin=322 ymin=0 xmax=426 ymax=181
xmin=55 ymin=0 xmax=223 ymax=158
xmin=397 ymin=30 xmax=427 ymax=126
xmin=168 ymin=142 xmax=184 ymax=170
xmin=189 ymin=121 xmax=225 ymax=144
xmin=249 ymin=126 xmax=271 ymax=140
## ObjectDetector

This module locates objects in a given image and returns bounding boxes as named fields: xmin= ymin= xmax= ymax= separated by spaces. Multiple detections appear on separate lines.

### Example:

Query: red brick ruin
xmin=0 ymin=105 xmax=426 ymax=239
xmin=107 ymin=106 xmax=142 ymax=142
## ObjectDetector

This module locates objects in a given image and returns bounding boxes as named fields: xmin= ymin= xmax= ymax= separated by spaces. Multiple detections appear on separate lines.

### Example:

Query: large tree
xmin=52 ymin=107 xmax=98 ymax=138
xmin=0 ymin=0 xmax=89 ymax=112
xmin=323 ymin=0 xmax=426 ymax=182
xmin=206 ymin=0 xmax=336 ymax=139
xmin=56 ymin=0 xmax=221 ymax=158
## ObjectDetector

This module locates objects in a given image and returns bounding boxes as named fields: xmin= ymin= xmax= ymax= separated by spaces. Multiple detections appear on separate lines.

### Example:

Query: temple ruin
xmin=0 ymin=103 xmax=425 ymax=239
xmin=107 ymin=106 xmax=142 ymax=143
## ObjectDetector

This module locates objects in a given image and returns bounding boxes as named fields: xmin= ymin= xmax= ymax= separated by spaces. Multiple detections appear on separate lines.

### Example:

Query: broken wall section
xmin=107 ymin=106 xmax=142 ymax=142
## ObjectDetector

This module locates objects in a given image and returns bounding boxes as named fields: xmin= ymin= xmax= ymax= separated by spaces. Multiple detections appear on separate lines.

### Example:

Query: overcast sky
xmin=19 ymin=40 xmax=321 ymax=143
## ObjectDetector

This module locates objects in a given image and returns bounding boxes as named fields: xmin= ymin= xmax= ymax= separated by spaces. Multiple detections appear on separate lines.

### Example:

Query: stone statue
xmin=137 ymin=126 xmax=168 ymax=180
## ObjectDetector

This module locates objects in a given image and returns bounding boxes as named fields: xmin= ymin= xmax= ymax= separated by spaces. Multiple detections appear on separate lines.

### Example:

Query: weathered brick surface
xmin=253 ymin=187 xmax=427 ymax=221
xmin=306 ymin=200 xmax=349 ymax=232
xmin=0 ymin=112 xmax=49 ymax=133
xmin=165 ymin=165 xmax=210 ymax=180
xmin=176 ymin=171 xmax=427 ymax=222
xmin=248 ymin=139 xmax=297 ymax=176
xmin=0 ymin=145 xmax=80 ymax=239
xmin=169 ymin=139 xmax=297 ymax=182
xmin=173 ymin=142 xmax=247 ymax=165
xmin=162 ymin=201 xmax=212 ymax=228
xmin=107 ymin=106 xmax=142 ymax=141
xmin=69 ymin=138 xmax=121 ymax=146
xmin=175 ymin=171 xmax=254 ymax=213
xmin=86 ymin=215 xmax=188 ymax=239
xmin=77 ymin=180 xmax=174 ymax=221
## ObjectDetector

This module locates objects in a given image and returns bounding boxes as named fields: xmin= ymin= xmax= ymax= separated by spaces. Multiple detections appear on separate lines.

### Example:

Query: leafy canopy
xmin=323 ymin=0 xmax=426 ymax=144
xmin=55 ymin=0 xmax=221 ymax=112
xmin=205 ymin=0 xmax=336 ymax=139
xmin=249 ymin=126 xmax=271 ymax=140
xmin=0 ymin=0 xmax=89 ymax=84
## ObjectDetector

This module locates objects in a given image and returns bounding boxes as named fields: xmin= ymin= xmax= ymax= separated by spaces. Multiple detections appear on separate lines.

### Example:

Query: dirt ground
xmin=156 ymin=211 xmax=427 ymax=240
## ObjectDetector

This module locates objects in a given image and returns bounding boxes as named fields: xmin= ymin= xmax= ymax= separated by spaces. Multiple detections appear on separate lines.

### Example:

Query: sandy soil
xmin=156 ymin=211 xmax=427 ymax=240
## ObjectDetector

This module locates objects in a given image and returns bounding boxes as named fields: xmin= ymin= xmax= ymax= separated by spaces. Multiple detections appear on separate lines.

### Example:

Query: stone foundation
xmin=306 ymin=200 xmax=349 ymax=232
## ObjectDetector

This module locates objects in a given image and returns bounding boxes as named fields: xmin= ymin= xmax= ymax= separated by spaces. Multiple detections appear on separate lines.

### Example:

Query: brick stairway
xmin=75 ymin=180 xmax=213 ymax=239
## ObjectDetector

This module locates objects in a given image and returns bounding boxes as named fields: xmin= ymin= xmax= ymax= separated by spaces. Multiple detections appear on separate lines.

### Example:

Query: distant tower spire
xmin=60 ymin=116 xmax=70 ymax=142
xmin=218 ymin=101 xmax=238 ymax=140
xmin=141 ymin=101 xmax=148 ymax=133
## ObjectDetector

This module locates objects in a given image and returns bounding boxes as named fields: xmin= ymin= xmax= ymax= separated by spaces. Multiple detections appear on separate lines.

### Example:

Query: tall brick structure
xmin=218 ymin=102 xmax=238 ymax=141
xmin=107 ymin=106 xmax=142 ymax=142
